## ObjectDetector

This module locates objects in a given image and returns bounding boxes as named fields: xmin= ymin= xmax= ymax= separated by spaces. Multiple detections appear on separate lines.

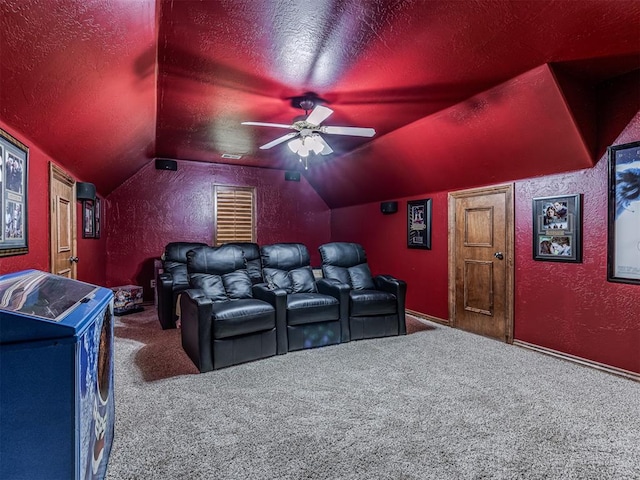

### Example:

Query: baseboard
xmin=406 ymin=309 xmax=449 ymax=326
xmin=513 ymin=340 xmax=639 ymax=382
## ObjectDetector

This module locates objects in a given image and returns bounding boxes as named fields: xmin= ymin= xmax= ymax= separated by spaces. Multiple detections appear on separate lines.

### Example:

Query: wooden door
xmin=50 ymin=164 xmax=77 ymax=278
xmin=448 ymin=184 xmax=514 ymax=342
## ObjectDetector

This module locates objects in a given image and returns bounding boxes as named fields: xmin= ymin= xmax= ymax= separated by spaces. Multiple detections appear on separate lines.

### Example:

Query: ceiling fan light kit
xmin=242 ymin=97 xmax=376 ymax=168
xmin=288 ymin=134 xmax=326 ymax=155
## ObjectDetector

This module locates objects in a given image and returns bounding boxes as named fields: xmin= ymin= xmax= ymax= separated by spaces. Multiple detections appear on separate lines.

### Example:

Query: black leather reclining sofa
xmin=158 ymin=240 xmax=407 ymax=372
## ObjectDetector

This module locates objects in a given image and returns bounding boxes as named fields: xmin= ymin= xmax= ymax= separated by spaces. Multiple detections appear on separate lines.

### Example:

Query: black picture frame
xmin=94 ymin=197 xmax=101 ymax=239
xmin=532 ymin=194 xmax=582 ymax=263
xmin=407 ymin=199 xmax=432 ymax=249
xmin=82 ymin=199 xmax=95 ymax=239
xmin=607 ymin=141 xmax=640 ymax=284
xmin=0 ymin=128 xmax=29 ymax=257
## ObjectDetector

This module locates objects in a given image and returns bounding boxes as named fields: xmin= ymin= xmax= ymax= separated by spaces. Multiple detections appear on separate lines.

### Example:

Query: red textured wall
xmin=76 ymin=198 xmax=108 ymax=286
xmin=105 ymin=160 xmax=330 ymax=298
xmin=0 ymin=121 xmax=106 ymax=285
xmin=331 ymin=114 xmax=640 ymax=374
xmin=0 ymin=121 xmax=107 ymax=286
xmin=514 ymin=116 xmax=640 ymax=374
xmin=0 ymin=122 xmax=49 ymax=275
xmin=331 ymin=192 xmax=450 ymax=320
xmin=2 ymin=95 xmax=637 ymax=375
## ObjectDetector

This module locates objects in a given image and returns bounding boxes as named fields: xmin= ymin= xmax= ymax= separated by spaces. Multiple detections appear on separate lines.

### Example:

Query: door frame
xmin=448 ymin=183 xmax=515 ymax=343
xmin=49 ymin=163 xmax=77 ymax=278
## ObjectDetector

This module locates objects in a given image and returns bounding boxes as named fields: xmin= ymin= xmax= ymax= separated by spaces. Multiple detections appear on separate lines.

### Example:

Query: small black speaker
xmin=380 ymin=201 xmax=398 ymax=214
xmin=155 ymin=158 xmax=177 ymax=171
xmin=76 ymin=182 xmax=96 ymax=201
xmin=284 ymin=171 xmax=300 ymax=182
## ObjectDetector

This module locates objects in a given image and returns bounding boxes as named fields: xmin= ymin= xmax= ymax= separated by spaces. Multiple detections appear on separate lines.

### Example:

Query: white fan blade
xmin=242 ymin=121 xmax=294 ymax=129
xmin=315 ymin=135 xmax=334 ymax=155
xmin=305 ymin=105 xmax=333 ymax=126
xmin=259 ymin=132 xmax=299 ymax=149
xmin=323 ymin=126 xmax=376 ymax=137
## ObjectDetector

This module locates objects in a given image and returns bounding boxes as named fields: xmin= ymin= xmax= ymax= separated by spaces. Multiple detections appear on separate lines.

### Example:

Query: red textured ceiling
xmin=1 ymin=1 xmax=639 ymax=206
xmin=0 ymin=0 xmax=157 ymax=193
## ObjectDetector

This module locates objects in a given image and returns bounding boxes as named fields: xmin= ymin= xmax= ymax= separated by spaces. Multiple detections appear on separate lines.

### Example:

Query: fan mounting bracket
xmin=289 ymin=92 xmax=326 ymax=113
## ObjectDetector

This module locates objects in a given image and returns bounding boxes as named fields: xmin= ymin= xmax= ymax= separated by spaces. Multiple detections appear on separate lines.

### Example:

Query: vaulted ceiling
xmin=1 ymin=1 xmax=639 ymax=207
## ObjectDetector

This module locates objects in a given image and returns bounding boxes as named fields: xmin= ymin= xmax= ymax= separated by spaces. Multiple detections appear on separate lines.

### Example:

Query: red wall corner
xmin=331 ymin=191 xmax=450 ymax=321
xmin=330 ymin=112 xmax=640 ymax=374
xmin=513 ymin=113 xmax=640 ymax=374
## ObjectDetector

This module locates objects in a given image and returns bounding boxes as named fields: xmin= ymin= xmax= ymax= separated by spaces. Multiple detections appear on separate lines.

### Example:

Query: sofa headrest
xmin=187 ymin=245 xmax=246 ymax=275
xmin=164 ymin=242 xmax=207 ymax=263
xmin=261 ymin=243 xmax=310 ymax=271
xmin=318 ymin=242 xmax=367 ymax=268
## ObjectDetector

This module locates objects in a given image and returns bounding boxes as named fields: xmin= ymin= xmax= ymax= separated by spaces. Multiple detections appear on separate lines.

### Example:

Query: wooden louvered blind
xmin=214 ymin=185 xmax=255 ymax=246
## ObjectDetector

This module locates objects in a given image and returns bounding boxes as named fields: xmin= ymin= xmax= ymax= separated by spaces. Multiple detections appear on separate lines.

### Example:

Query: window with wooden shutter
xmin=213 ymin=185 xmax=255 ymax=246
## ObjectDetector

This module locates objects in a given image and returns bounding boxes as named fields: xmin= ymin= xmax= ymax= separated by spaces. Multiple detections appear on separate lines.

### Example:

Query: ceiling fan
xmin=241 ymin=100 xmax=376 ymax=158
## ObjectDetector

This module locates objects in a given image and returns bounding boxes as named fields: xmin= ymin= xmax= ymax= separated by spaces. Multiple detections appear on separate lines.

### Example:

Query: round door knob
xmin=494 ymin=252 xmax=504 ymax=260
xmin=69 ymin=256 xmax=79 ymax=263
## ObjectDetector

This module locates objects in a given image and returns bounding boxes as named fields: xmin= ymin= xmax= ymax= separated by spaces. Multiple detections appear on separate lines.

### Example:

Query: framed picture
xmin=607 ymin=141 xmax=640 ymax=284
xmin=407 ymin=199 xmax=432 ymax=249
xmin=94 ymin=198 xmax=101 ymax=239
xmin=83 ymin=199 xmax=95 ymax=238
xmin=532 ymin=194 xmax=582 ymax=263
xmin=0 ymin=128 xmax=28 ymax=257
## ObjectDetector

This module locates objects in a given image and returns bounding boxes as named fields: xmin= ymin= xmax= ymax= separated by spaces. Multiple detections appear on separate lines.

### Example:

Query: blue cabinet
xmin=0 ymin=270 xmax=115 ymax=480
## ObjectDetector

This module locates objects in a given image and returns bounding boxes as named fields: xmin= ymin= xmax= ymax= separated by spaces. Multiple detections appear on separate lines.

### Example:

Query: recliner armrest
xmin=153 ymin=258 xmax=164 ymax=305
xmin=252 ymin=283 xmax=288 ymax=303
xmin=374 ymin=275 xmax=407 ymax=336
xmin=317 ymin=278 xmax=351 ymax=342
xmin=183 ymin=288 xmax=208 ymax=302
xmin=157 ymin=272 xmax=174 ymax=290
xmin=317 ymin=277 xmax=350 ymax=294
xmin=179 ymin=289 xmax=215 ymax=372
xmin=156 ymin=272 xmax=177 ymax=329
xmin=374 ymin=275 xmax=405 ymax=295
xmin=252 ymin=284 xmax=288 ymax=355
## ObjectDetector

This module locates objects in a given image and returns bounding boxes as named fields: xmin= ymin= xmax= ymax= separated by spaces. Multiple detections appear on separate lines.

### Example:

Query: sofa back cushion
xmin=187 ymin=245 xmax=253 ymax=300
xmin=222 ymin=270 xmax=253 ymax=299
xmin=261 ymin=243 xmax=317 ymax=294
xmin=348 ymin=263 xmax=375 ymax=290
xmin=189 ymin=273 xmax=227 ymax=302
xmin=319 ymin=242 xmax=375 ymax=290
xmin=290 ymin=267 xmax=317 ymax=293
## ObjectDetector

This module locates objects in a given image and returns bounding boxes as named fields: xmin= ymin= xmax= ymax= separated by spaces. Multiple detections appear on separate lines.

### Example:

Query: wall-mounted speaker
xmin=155 ymin=158 xmax=177 ymax=171
xmin=284 ymin=171 xmax=300 ymax=182
xmin=76 ymin=182 xmax=96 ymax=201
xmin=380 ymin=201 xmax=398 ymax=214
